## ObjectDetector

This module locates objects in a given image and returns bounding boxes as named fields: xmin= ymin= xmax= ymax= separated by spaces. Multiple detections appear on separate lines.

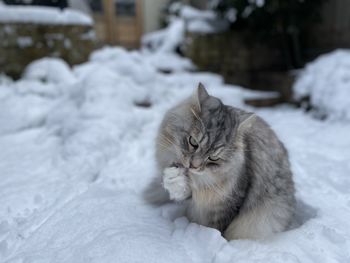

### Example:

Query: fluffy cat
xmin=144 ymin=83 xmax=295 ymax=240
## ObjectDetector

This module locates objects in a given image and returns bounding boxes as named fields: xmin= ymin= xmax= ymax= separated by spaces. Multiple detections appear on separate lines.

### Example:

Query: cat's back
xmin=229 ymin=106 xmax=289 ymax=161
xmin=228 ymin=106 xmax=294 ymax=203
xmin=224 ymin=107 xmax=295 ymax=239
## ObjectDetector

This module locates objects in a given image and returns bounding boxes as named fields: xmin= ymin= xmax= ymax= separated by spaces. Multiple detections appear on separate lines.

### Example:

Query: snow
xmin=293 ymin=49 xmax=350 ymax=121
xmin=142 ymin=4 xmax=229 ymax=55
xmin=23 ymin=58 xmax=76 ymax=84
xmin=142 ymin=18 xmax=185 ymax=54
xmin=141 ymin=17 xmax=195 ymax=73
xmin=180 ymin=5 xmax=229 ymax=34
xmin=225 ymin=8 xmax=237 ymax=23
xmin=180 ymin=5 xmax=217 ymax=21
xmin=187 ymin=19 xmax=216 ymax=34
xmin=0 ymin=47 xmax=350 ymax=262
xmin=141 ymin=4 xmax=230 ymax=71
xmin=142 ymin=52 xmax=195 ymax=73
xmin=249 ymin=0 xmax=265 ymax=8
xmin=0 ymin=5 xmax=92 ymax=25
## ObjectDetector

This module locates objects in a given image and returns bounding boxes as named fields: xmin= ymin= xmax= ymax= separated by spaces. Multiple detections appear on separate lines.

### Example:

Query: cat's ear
xmin=192 ymin=83 xmax=209 ymax=111
xmin=238 ymin=112 xmax=256 ymax=133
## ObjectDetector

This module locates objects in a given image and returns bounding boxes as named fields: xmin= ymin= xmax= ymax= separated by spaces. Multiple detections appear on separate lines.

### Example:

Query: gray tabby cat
xmin=144 ymin=83 xmax=295 ymax=240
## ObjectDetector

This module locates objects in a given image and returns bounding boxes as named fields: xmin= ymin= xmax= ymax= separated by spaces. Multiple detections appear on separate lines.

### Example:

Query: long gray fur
xmin=144 ymin=83 xmax=295 ymax=240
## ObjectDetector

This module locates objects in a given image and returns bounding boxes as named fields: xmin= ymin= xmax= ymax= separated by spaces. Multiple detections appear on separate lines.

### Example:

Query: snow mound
xmin=293 ymin=49 xmax=350 ymax=121
xmin=23 ymin=57 xmax=76 ymax=84
xmin=0 ymin=5 xmax=92 ymax=25
xmin=89 ymin=46 xmax=157 ymax=84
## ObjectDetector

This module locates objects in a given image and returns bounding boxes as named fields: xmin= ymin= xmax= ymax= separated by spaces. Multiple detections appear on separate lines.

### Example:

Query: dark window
xmin=115 ymin=0 xmax=135 ymax=17
xmin=87 ymin=0 xmax=103 ymax=14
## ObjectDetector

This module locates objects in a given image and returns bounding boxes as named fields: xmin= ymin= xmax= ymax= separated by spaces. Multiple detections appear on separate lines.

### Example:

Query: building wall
xmin=0 ymin=23 xmax=95 ymax=78
xmin=142 ymin=0 xmax=168 ymax=34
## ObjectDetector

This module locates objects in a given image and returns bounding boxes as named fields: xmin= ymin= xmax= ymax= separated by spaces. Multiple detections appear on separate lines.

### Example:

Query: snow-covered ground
xmin=0 ymin=47 xmax=350 ymax=263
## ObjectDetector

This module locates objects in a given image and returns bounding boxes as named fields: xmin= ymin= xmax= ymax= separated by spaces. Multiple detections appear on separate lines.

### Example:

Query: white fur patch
xmin=163 ymin=167 xmax=191 ymax=202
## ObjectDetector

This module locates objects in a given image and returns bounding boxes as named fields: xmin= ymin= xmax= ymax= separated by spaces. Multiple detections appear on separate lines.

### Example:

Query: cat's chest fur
xmin=188 ymin=180 xmax=239 ymax=231
xmin=188 ymin=190 xmax=215 ymax=227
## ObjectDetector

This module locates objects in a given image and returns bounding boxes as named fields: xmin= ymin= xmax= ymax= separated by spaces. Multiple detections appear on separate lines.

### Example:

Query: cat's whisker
xmin=157 ymin=139 xmax=171 ymax=147
xmin=156 ymin=142 xmax=171 ymax=150
xmin=159 ymin=134 xmax=174 ymax=144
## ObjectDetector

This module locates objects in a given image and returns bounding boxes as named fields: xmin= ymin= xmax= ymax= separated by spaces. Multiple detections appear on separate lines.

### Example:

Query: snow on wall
xmin=293 ymin=49 xmax=350 ymax=121
xmin=0 ymin=5 xmax=92 ymax=25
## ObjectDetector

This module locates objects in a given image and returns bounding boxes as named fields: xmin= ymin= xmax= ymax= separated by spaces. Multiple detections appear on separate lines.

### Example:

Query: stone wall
xmin=0 ymin=23 xmax=96 ymax=78
xmin=184 ymin=31 xmax=294 ymax=101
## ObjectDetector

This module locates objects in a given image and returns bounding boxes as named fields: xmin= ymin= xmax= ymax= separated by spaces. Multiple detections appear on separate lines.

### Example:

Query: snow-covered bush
xmin=211 ymin=0 xmax=326 ymax=68
xmin=141 ymin=3 xmax=229 ymax=73
xmin=142 ymin=18 xmax=185 ymax=53
xmin=293 ymin=50 xmax=350 ymax=121
xmin=142 ymin=3 xmax=228 ymax=54
xmin=180 ymin=5 xmax=229 ymax=34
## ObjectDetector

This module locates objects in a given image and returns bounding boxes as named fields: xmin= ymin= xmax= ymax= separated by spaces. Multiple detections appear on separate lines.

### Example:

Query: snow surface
xmin=0 ymin=5 xmax=92 ymax=25
xmin=0 ymin=47 xmax=350 ymax=262
xmin=293 ymin=49 xmax=350 ymax=121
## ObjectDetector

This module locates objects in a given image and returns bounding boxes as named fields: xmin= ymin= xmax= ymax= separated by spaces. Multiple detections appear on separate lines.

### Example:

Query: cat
xmin=144 ymin=83 xmax=295 ymax=240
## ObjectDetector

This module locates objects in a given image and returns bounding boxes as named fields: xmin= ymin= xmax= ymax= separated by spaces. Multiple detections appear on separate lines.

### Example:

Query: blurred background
xmin=0 ymin=0 xmax=349 ymax=107
xmin=1 ymin=2 xmax=350 ymax=261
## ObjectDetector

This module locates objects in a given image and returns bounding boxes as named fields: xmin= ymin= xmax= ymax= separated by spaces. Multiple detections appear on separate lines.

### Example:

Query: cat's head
xmin=161 ymin=83 xmax=254 ymax=186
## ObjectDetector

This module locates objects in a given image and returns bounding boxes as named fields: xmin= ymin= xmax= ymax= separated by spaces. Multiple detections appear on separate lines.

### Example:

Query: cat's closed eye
xmin=207 ymin=156 xmax=220 ymax=168
xmin=206 ymin=162 xmax=219 ymax=168
xmin=189 ymin=136 xmax=198 ymax=148
xmin=208 ymin=156 xmax=220 ymax=162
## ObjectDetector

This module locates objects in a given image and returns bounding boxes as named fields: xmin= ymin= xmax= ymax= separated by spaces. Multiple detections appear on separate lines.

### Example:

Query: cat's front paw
xmin=163 ymin=167 xmax=191 ymax=202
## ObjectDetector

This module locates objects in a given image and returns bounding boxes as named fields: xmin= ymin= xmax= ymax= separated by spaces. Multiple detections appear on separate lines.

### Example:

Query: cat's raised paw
xmin=163 ymin=167 xmax=191 ymax=202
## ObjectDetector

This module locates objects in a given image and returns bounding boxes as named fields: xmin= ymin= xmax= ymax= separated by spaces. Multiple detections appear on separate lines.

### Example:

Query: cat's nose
xmin=190 ymin=158 xmax=202 ymax=169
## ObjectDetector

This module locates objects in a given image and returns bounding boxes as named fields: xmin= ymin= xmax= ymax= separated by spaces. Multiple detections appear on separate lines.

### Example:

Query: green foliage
xmin=213 ymin=0 xmax=327 ymax=68
xmin=215 ymin=0 xmax=325 ymax=37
